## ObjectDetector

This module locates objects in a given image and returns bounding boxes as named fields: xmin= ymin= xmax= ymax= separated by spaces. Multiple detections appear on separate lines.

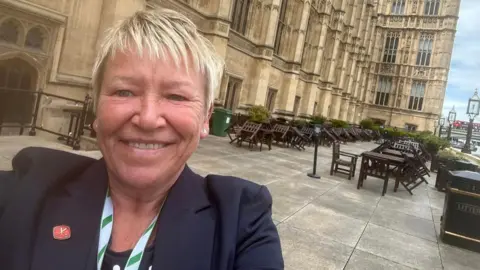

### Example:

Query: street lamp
xmin=438 ymin=117 xmax=445 ymax=138
xmin=462 ymin=89 xmax=480 ymax=153
xmin=307 ymin=124 xmax=322 ymax=179
xmin=447 ymin=106 xmax=456 ymax=141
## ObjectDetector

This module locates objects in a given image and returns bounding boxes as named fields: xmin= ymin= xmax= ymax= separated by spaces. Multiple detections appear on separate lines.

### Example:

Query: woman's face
xmin=94 ymin=49 xmax=210 ymax=188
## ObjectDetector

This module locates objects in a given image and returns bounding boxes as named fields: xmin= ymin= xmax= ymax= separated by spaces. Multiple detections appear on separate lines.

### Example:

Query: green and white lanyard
xmin=97 ymin=189 xmax=160 ymax=270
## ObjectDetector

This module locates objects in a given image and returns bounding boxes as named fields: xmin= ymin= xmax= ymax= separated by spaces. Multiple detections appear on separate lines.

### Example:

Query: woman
xmin=0 ymin=8 xmax=283 ymax=270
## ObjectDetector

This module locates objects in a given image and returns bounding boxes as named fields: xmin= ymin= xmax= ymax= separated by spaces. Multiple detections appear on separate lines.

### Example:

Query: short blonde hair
xmin=91 ymin=8 xmax=224 ymax=111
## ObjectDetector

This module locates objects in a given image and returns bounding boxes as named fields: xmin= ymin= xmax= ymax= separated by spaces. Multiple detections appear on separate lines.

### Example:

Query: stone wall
xmin=0 ymin=0 xmax=461 ymax=133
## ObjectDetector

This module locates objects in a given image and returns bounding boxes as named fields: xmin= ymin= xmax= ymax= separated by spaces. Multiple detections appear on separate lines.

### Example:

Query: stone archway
xmin=0 ymin=58 xmax=38 ymax=127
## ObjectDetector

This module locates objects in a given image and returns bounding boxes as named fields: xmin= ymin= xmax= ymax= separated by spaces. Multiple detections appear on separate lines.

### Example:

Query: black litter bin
xmin=441 ymin=170 xmax=480 ymax=253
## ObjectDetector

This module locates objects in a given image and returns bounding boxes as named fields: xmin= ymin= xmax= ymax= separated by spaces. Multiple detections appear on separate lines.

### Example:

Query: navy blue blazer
xmin=0 ymin=147 xmax=283 ymax=270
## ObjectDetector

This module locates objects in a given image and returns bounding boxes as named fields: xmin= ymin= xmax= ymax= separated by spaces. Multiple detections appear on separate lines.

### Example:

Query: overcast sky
xmin=442 ymin=0 xmax=480 ymax=121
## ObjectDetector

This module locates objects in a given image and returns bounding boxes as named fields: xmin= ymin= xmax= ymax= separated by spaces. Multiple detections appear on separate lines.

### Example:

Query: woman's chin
xmin=115 ymin=169 xmax=166 ymax=189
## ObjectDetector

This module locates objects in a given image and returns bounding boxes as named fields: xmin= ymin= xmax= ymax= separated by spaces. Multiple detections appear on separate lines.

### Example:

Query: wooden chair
xmin=236 ymin=121 xmax=262 ymax=150
xmin=271 ymin=124 xmax=290 ymax=146
xmin=320 ymin=128 xmax=337 ymax=147
xmin=395 ymin=153 xmax=429 ymax=195
xmin=330 ymin=142 xmax=359 ymax=180
xmin=290 ymin=127 xmax=309 ymax=151
xmin=357 ymin=154 xmax=392 ymax=196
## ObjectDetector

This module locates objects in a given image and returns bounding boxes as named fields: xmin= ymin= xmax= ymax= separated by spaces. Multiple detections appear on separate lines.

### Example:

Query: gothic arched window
xmin=0 ymin=19 xmax=20 ymax=44
xmin=25 ymin=27 xmax=45 ymax=50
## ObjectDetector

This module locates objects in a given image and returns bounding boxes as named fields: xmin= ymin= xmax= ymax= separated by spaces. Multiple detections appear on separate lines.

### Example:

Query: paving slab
xmin=370 ymin=206 xmax=437 ymax=242
xmin=282 ymin=203 xmax=368 ymax=247
xmin=439 ymin=243 xmax=480 ymax=270
xmin=279 ymin=224 xmax=353 ymax=270
xmin=345 ymin=249 xmax=415 ymax=270
xmin=357 ymin=223 xmax=443 ymax=269
xmin=1 ymin=135 xmax=479 ymax=270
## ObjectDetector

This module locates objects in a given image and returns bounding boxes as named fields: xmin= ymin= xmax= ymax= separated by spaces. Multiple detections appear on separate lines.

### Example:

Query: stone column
xmin=353 ymin=66 xmax=363 ymax=98
xmin=339 ymin=96 xmax=349 ymax=121
xmin=341 ymin=96 xmax=350 ymax=121
xmin=313 ymin=17 xmax=330 ymax=74
xmin=346 ymin=55 xmax=358 ymax=94
xmin=293 ymin=2 xmax=312 ymax=62
xmin=348 ymin=101 xmax=356 ymax=123
xmin=355 ymin=0 xmax=367 ymax=40
xmin=301 ymin=80 xmax=319 ymax=116
xmin=244 ymin=0 xmax=282 ymax=106
xmin=338 ymin=47 xmax=351 ymax=90
xmin=207 ymin=0 xmax=240 ymax=102
xmin=362 ymin=5 xmax=372 ymax=49
xmin=361 ymin=68 xmax=368 ymax=102
xmin=248 ymin=59 xmax=271 ymax=105
xmin=327 ymin=32 xmax=343 ymax=84
xmin=95 ymin=0 xmax=145 ymax=50
xmin=329 ymin=92 xmax=342 ymax=120
xmin=278 ymin=73 xmax=299 ymax=112
xmin=320 ymin=85 xmax=333 ymax=117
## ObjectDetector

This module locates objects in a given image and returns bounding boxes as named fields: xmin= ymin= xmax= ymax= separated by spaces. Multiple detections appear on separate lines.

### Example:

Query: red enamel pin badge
xmin=53 ymin=225 xmax=71 ymax=240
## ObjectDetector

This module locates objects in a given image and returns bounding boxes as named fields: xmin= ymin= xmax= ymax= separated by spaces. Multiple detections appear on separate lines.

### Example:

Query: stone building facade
xmin=0 ymin=0 xmax=460 ymax=134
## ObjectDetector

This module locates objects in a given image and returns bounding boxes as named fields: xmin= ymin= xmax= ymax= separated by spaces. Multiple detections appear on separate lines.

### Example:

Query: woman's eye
xmin=168 ymin=94 xmax=186 ymax=101
xmin=115 ymin=90 xmax=133 ymax=97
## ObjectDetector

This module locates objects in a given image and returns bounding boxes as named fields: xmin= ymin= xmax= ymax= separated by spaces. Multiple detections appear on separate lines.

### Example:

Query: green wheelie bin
xmin=211 ymin=108 xmax=232 ymax=137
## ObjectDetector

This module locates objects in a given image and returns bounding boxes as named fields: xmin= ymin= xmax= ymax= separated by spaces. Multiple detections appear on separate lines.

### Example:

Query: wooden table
xmin=358 ymin=151 xmax=406 ymax=195
xmin=362 ymin=151 xmax=405 ymax=165
xmin=381 ymin=148 xmax=414 ymax=158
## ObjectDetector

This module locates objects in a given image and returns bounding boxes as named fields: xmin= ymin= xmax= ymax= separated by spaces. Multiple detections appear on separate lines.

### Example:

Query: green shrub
xmin=359 ymin=118 xmax=374 ymax=129
xmin=247 ymin=105 xmax=270 ymax=123
xmin=438 ymin=149 xmax=467 ymax=161
xmin=310 ymin=114 xmax=326 ymax=124
xmin=330 ymin=119 xmax=349 ymax=128
xmin=292 ymin=119 xmax=308 ymax=127
xmin=415 ymin=133 xmax=450 ymax=153
xmin=384 ymin=127 xmax=407 ymax=137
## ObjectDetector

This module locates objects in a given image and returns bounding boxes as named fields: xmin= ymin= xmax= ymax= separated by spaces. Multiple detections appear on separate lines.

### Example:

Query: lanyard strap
xmin=97 ymin=189 xmax=160 ymax=270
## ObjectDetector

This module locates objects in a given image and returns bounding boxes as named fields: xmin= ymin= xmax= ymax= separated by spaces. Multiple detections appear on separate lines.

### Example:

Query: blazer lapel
xmin=30 ymin=159 xmax=108 ymax=270
xmin=153 ymin=165 xmax=216 ymax=269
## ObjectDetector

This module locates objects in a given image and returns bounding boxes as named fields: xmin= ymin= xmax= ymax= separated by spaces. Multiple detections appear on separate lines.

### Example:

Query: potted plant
xmin=359 ymin=118 xmax=374 ymax=130
xmin=311 ymin=114 xmax=326 ymax=125
xmin=435 ymin=149 xmax=478 ymax=192
xmin=247 ymin=105 xmax=270 ymax=124
xmin=330 ymin=119 xmax=348 ymax=128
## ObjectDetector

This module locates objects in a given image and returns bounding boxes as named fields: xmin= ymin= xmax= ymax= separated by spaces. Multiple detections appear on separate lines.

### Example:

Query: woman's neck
xmin=108 ymin=180 xmax=168 ymax=216
xmin=107 ymin=179 xmax=169 ymax=252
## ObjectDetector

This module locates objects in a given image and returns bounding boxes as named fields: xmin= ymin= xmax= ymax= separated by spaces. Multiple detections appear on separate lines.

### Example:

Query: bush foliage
xmin=310 ymin=114 xmax=326 ymax=124
xmin=247 ymin=105 xmax=270 ymax=123
xmin=330 ymin=119 xmax=349 ymax=128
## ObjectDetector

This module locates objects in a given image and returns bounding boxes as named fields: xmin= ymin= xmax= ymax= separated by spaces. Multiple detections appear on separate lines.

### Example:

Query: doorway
xmin=0 ymin=58 xmax=38 ymax=128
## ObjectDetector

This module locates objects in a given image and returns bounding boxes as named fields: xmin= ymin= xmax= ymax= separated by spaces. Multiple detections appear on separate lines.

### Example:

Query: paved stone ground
xmin=1 ymin=135 xmax=480 ymax=269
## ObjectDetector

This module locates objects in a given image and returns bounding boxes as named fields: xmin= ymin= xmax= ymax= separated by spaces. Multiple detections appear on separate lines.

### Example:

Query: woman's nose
xmin=134 ymin=97 xmax=166 ymax=130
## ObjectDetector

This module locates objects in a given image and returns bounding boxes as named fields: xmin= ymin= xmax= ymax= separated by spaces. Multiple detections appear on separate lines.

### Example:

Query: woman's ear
xmin=200 ymin=105 xmax=214 ymax=139
xmin=92 ymin=119 xmax=99 ymax=132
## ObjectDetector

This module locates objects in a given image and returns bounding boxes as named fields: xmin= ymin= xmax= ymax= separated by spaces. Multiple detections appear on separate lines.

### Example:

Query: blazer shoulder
xmin=11 ymin=146 xmax=96 ymax=176
xmin=0 ymin=147 xmax=96 ymax=211
xmin=205 ymin=174 xmax=267 ymax=201
xmin=0 ymin=147 xmax=94 ymax=217
xmin=203 ymin=175 xmax=282 ymax=269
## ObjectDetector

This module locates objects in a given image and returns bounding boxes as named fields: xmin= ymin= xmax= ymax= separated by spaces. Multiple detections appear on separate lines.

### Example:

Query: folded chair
xmin=330 ymin=142 xmax=359 ymax=180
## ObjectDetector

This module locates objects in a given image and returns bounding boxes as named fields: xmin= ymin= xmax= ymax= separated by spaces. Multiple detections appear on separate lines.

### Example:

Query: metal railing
xmin=0 ymin=87 xmax=93 ymax=150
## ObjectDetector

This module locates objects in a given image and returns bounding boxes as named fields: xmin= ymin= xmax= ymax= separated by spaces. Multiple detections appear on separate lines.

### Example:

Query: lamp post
xmin=462 ymin=89 xmax=480 ymax=153
xmin=447 ymin=106 xmax=456 ymax=141
xmin=307 ymin=124 xmax=322 ymax=179
xmin=438 ymin=117 xmax=445 ymax=138
xmin=433 ymin=119 xmax=438 ymax=136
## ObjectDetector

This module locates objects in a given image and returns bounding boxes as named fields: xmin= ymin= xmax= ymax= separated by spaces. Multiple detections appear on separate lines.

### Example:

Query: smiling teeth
xmin=129 ymin=142 xmax=165 ymax=149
